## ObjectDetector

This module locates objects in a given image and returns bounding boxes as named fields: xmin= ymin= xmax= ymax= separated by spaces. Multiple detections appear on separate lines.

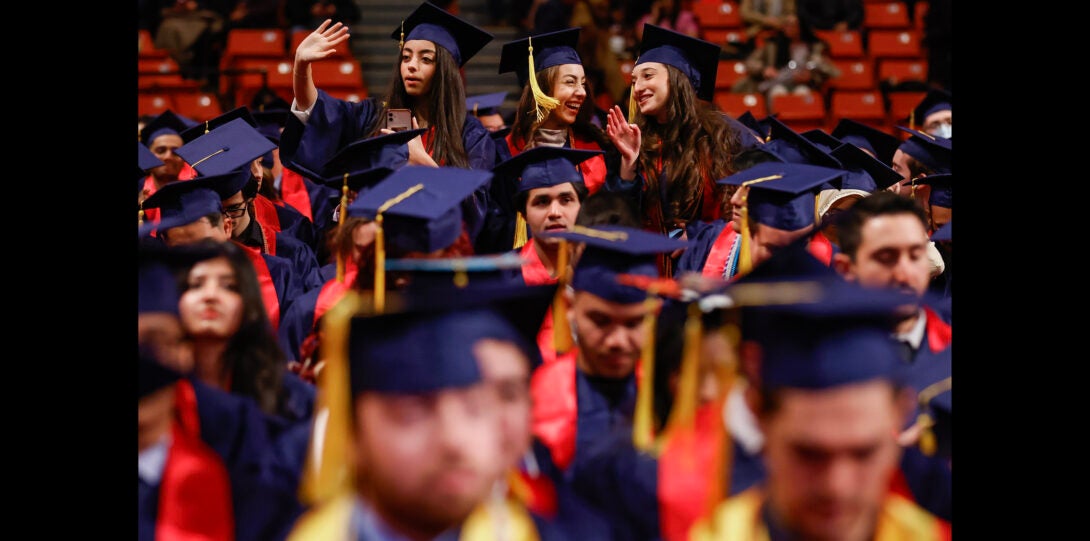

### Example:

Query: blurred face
xmin=474 ymin=338 xmax=533 ymax=468
xmin=728 ymin=185 xmax=749 ymax=232
xmin=138 ymin=312 xmax=194 ymax=374
xmin=631 ymin=62 xmax=671 ymax=122
xmin=922 ymin=110 xmax=952 ymax=138
xmin=479 ymin=113 xmax=506 ymax=132
xmin=569 ymin=290 xmax=658 ymax=379
xmin=148 ymin=134 xmax=185 ymax=184
xmin=163 ymin=216 xmax=231 ymax=247
xmin=178 ymin=257 xmax=244 ymax=340
xmin=928 ymin=204 xmax=951 ymax=234
xmin=351 ymin=221 xmax=378 ymax=262
xmin=526 ymin=183 xmax=580 ymax=243
xmin=761 ymin=381 xmax=904 ymax=541
xmin=354 ymin=383 xmax=502 ymax=538
xmin=750 ymin=223 xmax=813 ymax=268
xmin=541 ymin=64 xmax=587 ymax=130
xmin=834 ymin=213 xmax=932 ymax=298
xmin=401 ymin=40 xmax=437 ymax=97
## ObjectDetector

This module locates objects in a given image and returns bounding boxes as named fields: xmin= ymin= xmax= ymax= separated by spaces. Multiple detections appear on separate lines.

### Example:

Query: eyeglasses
xmin=223 ymin=201 xmax=249 ymax=219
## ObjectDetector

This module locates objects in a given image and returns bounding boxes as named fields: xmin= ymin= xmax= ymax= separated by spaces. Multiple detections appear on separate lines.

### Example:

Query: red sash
xmin=807 ymin=231 xmax=834 ymax=266
xmin=279 ymin=168 xmax=314 ymax=222
xmin=658 ymin=401 xmax=725 ymax=541
xmin=510 ymin=467 xmax=559 ymax=519
xmin=923 ymin=306 xmax=952 ymax=352
xmin=236 ymin=243 xmax=280 ymax=331
xmin=519 ymin=240 xmax=554 ymax=286
xmin=702 ymin=226 xmax=739 ymax=278
xmin=312 ymin=258 xmax=359 ymax=329
xmin=176 ymin=163 xmax=199 ymax=181
xmin=253 ymin=195 xmax=283 ymax=237
xmin=141 ymin=174 xmax=161 ymax=224
xmin=157 ymin=379 xmax=235 ymax=541
xmin=531 ymin=358 xmax=579 ymax=470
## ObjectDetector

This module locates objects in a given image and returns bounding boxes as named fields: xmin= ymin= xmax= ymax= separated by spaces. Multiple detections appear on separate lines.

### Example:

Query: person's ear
xmin=832 ymin=252 xmax=853 ymax=278
xmin=223 ymin=215 xmax=234 ymax=238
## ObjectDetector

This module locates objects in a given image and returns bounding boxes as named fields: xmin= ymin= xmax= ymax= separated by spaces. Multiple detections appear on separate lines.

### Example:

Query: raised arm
xmin=292 ymin=19 xmax=350 ymax=114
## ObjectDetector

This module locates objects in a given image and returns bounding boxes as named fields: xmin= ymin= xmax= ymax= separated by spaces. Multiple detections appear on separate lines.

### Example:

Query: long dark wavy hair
xmin=510 ymin=64 xmax=612 ymax=152
xmin=368 ymin=43 xmax=469 ymax=168
xmin=177 ymin=239 xmax=287 ymax=416
xmin=634 ymin=65 xmax=742 ymax=232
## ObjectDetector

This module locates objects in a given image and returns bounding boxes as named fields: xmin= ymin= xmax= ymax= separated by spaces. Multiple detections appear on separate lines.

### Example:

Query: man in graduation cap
xmin=177 ymin=115 xmax=326 ymax=293
xmin=888 ymin=126 xmax=952 ymax=206
xmin=907 ymin=88 xmax=952 ymax=139
xmin=689 ymin=280 xmax=951 ymax=541
xmin=528 ymin=225 xmax=688 ymax=475
xmin=466 ymin=91 xmax=508 ymax=133
xmin=138 ymin=109 xmax=200 ymax=218
xmin=913 ymin=173 xmax=952 ymax=302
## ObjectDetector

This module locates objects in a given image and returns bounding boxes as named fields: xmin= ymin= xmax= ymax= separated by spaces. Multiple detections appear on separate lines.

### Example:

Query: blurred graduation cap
xmin=914 ymin=173 xmax=952 ymax=209
xmin=717 ymin=162 xmax=845 ymax=276
xmin=250 ymin=86 xmax=292 ymax=112
xmin=140 ymin=109 xmax=199 ymax=148
xmin=895 ymin=126 xmax=953 ymax=174
xmin=831 ymin=118 xmax=901 ymax=166
xmin=466 ymin=91 xmax=509 ymax=117
xmin=931 ymin=220 xmax=951 ymax=242
xmin=498 ymin=28 xmax=582 ymax=87
xmin=138 ymin=141 xmax=164 ymax=175
xmin=800 ymin=129 xmax=842 ymax=154
xmin=830 ymin=141 xmax=903 ymax=191
xmin=321 ymin=128 xmax=426 ymax=178
xmin=390 ymin=1 xmax=494 ymax=67
xmin=139 ymin=169 xmax=251 ymax=235
xmin=737 ymin=111 xmax=768 ymax=140
xmin=762 ymin=117 xmax=843 ymax=169
xmin=175 ymin=117 xmax=277 ymax=177
xmin=139 ymin=346 xmax=184 ymax=400
xmin=908 ymin=88 xmax=952 ymax=130
xmin=544 ymin=225 xmax=689 ymax=304
xmin=724 ymin=113 xmax=765 ymax=152
xmin=346 ymin=165 xmax=493 ymax=311
xmin=635 ymin=24 xmax=721 ymax=101
xmin=138 ymin=259 xmax=181 ymax=317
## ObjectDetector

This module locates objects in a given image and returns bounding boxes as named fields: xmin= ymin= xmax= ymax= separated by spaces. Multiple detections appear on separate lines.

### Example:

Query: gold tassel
xmin=738 ymin=194 xmax=752 ymax=277
xmin=336 ymin=173 xmax=349 ymax=283
xmin=552 ymin=239 xmax=573 ymax=353
xmin=813 ymin=194 xmax=820 ymax=228
xmin=664 ymin=303 xmax=703 ymax=435
xmin=632 ymin=287 xmax=659 ymax=452
xmin=706 ymin=322 xmax=740 ymax=513
xmin=909 ymin=109 xmax=915 ymax=131
xmin=398 ymin=20 xmax=404 ymax=51
xmin=917 ymin=413 xmax=936 ymax=456
xmin=374 ymin=215 xmax=386 ymax=314
xmin=138 ymin=204 xmax=145 ymax=227
xmin=513 ymin=212 xmax=528 ymax=249
xmin=528 ymin=36 xmax=560 ymax=124
xmin=203 ymin=120 xmax=210 ymax=135
xmin=298 ymin=290 xmax=363 ymax=505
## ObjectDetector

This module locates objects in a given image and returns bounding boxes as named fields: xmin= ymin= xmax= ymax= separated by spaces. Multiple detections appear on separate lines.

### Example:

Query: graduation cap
xmin=250 ymin=86 xmax=292 ymax=112
xmin=139 ymin=345 xmax=183 ymax=400
xmin=138 ymin=260 xmax=180 ymax=316
xmin=346 ymin=165 xmax=493 ymax=311
xmin=138 ymin=141 xmax=164 ymax=174
xmin=493 ymin=146 xmax=603 ymax=193
xmin=140 ymin=109 xmax=199 ymax=148
xmin=139 ymin=169 xmax=251 ymax=235
xmin=831 ymin=118 xmax=901 ymax=166
xmin=390 ymin=1 xmax=494 ymax=67
xmin=762 ymin=117 xmax=843 ymax=169
xmin=723 ymin=112 xmax=765 ymax=152
xmin=737 ymin=111 xmax=768 ymax=140
xmin=635 ymin=24 xmax=721 ymax=101
xmin=253 ymin=109 xmax=290 ymax=144
xmin=175 ymin=117 xmax=277 ymax=177
xmin=800 ymin=129 xmax=842 ymax=154
xmin=908 ymin=88 xmax=952 ymax=131
xmin=895 ymin=126 xmax=953 ymax=174
xmin=179 ymin=106 xmax=257 ymax=143
xmin=321 ymin=128 xmax=426 ymax=177
xmin=544 ymin=225 xmax=689 ymax=304
xmin=914 ymin=173 xmax=952 ymax=209
xmin=931 ymin=220 xmax=951 ymax=242
xmin=498 ymin=28 xmax=582 ymax=86
xmin=386 ymin=252 xmax=525 ymax=290
xmin=717 ymin=162 xmax=844 ymax=276
xmin=831 ymin=141 xmax=903 ymax=191
xmin=466 ymin=91 xmax=508 ymax=117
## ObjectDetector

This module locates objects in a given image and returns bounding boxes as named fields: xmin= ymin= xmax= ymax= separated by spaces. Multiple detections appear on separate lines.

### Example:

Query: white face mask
xmin=929 ymin=123 xmax=952 ymax=139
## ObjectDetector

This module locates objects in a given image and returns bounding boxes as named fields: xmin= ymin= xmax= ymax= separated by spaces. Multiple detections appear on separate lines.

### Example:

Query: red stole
xmin=419 ymin=127 xmax=445 ymax=165
xmin=253 ymin=196 xmax=283 ymax=247
xmin=505 ymin=133 xmax=608 ymax=194
xmin=509 ymin=467 xmax=559 ymax=519
xmin=279 ymin=168 xmax=314 ymax=222
xmin=236 ymin=242 xmax=280 ymax=331
xmin=519 ymin=239 xmax=554 ymax=285
xmin=658 ymin=401 xmax=726 ymax=541
xmin=530 ymin=357 xmax=579 ymax=470
xmin=702 ymin=226 xmax=739 ymax=278
xmin=923 ymin=306 xmax=952 ymax=352
xmin=156 ymin=379 xmax=235 ymax=541
xmin=312 ymin=258 xmax=359 ymax=329
xmin=807 ymin=231 xmax=834 ymax=266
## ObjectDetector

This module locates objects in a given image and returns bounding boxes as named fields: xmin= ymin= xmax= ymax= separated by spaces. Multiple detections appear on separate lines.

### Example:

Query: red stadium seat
xmin=768 ymin=93 xmax=827 ymax=132
xmin=693 ymin=1 xmax=742 ymax=29
xmin=830 ymin=90 xmax=886 ymax=125
xmin=914 ymin=1 xmax=929 ymax=31
xmin=138 ymin=58 xmax=201 ymax=91
xmin=310 ymin=59 xmax=366 ymax=91
xmin=814 ymin=30 xmax=865 ymax=59
xmin=220 ymin=28 xmax=287 ymax=70
xmin=863 ymin=2 xmax=911 ymax=28
xmin=878 ymin=59 xmax=928 ymax=85
xmin=172 ymin=92 xmax=225 ymax=122
xmin=715 ymin=60 xmax=748 ymax=90
xmin=886 ymin=90 xmax=926 ymax=126
xmin=827 ymin=59 xmax=875 ymax=91
xmin=867 ymin=30 xmax=923 ymax=59
xmin=714 ymin=92 xmax=767 ymax=118
xmin=704 ymin=28 xmax=747 ymax=48
xmin=138 ymin=29 xmax=170 ymax=59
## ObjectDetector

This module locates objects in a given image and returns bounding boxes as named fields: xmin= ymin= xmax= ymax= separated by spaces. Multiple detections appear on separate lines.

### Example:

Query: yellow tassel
xmin=298 ymin=290 xmax=362 ymax=505
xmin=374 ymin=215 xmax=385 ymax=314
xmin=664 ymin=303 xmax=703 ymax=435
xmin=909 ymin=109 xmax=915 ymax=132
xmin=527 ymin=37 xmax=560 ymax=125
xmin=706 ymin=323 xmax=740 ymax=513
xmin=336 ymin=173 xmax=349 ymax=283
xmin=917 ymin=413 xmax=936 ymax=456
xmin=203 ymin=120 xmax=210 ymax=135
xmin=632 ymin=288 xmax=659 ymax=452
xmin=552 ymin=239 xmax=573 ymax=353
xmin=513 ymin=212 xmax=528 ymax=249
xmin=398 ymin=20 xmax=404 ymax=51
xmin=738 ymin=200 xmax=752 ymax=277
xmin=138 ymin=204 xmax=145 ymax=227
xmin=813 ymin=194 xmax=820 ymax=228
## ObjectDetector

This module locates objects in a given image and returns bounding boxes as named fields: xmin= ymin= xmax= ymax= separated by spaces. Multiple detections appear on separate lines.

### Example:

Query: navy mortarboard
xmin=908 ymin=88 xmax=952 ymax=134
xmin=498 ymin=28 xmax=582 ymax=87
xmin=175 ymin=117 xmax=278 ymax=177
xmin=250 ymin=86 xmax=292 ymax=112
xmin=321 ymin=128 xmax=426 ymax=178
xmin=895 ymin=126 xmax=952 ymax=174
xmin=830 ymin=140 xmax=902 ymax=192
xmin=466 ymin=91 xmax=508 ymax=118
xmin=762 ymin=117 xmax=843 ymax=169
xmin=914 ymin=173 xmax=952 ymax=209
xmin=800 ymin=129 xmax=842 ymax=154
xmin=724 ymin=113 xmax=765 ymax=152
xmin=139 ymin=169 xmax=251 ymax=236
xmin=492 ymin=146 xmax=603 ymax=193
xmin=139 ymin=141 xmax=164 ymax=177
xmin=737 ymin=111 xmax=768 ymax=141
xmin=391 ymin=1 xmax=494 ymax=67
xmin=179 ymin=106 xmax=257 ymax=143
xmin=831 ymin=118 xmax=901 ymax=166
xmin=141 ymin=109 xmax=199 ymax=148
xmin=635 ymin=24 xmax=721 ymax=101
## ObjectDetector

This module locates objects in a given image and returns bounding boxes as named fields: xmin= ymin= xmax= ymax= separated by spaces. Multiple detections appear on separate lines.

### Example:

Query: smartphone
xmin=385 ymin=108 xmax=412 ymax=132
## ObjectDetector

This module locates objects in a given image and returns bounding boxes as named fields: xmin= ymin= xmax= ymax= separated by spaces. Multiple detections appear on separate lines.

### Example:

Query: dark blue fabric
xmin=262 ymin=253 xmax=305 ymax=320
xmin=277 ymin=285 xmax=322 ymax=363
xmin=674 ymin=219 xmax=729 ymax=277
xmin=274 ymin=231 xmax=325 ymax=293
xmin=569 ymin=425 xmax=660 ymax=541
xmin=899 ymin=446 xmax=952 ymax=522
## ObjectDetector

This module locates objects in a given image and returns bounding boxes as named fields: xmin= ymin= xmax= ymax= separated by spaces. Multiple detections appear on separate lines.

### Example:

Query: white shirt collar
xmin=893 ymin=308 xmax=927 ymax=350
xmin=725 ymin=383 xmax=764 ymax=455
xmin=138 ymin=433 xmax=171 ymax=485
